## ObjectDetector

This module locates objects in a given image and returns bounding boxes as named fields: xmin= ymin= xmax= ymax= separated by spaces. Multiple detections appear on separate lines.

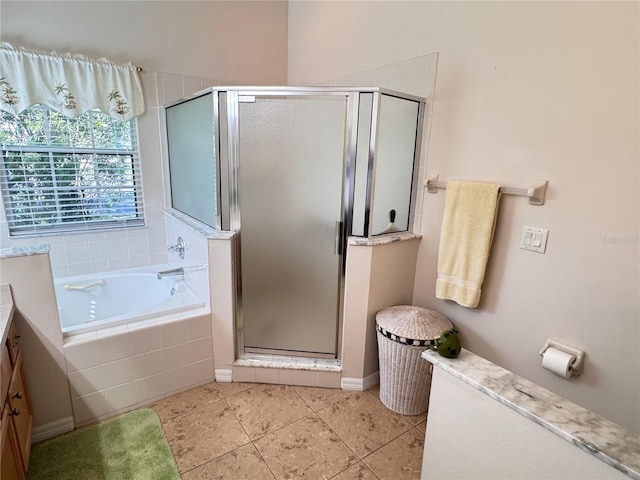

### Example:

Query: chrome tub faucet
xmin=168 ymin=237 xmax=186 ymax=259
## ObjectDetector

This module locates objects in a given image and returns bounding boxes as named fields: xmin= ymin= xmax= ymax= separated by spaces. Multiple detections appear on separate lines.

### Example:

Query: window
xmin=0 ymin=105 xmax=144 ymax=236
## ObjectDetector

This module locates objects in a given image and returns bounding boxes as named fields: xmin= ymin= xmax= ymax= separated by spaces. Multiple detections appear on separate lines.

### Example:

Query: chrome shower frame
xmin=166 ymin=86 xmax=426 ymax=362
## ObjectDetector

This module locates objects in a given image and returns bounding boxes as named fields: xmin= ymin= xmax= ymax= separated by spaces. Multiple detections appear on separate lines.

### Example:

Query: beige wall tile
xmin=232 ymin=367 xmax=256 ymax=383
xmin=189 ymin=359 xmax=215 ymax=386
xmin=255 ymin=368 xmax=279 ymax=384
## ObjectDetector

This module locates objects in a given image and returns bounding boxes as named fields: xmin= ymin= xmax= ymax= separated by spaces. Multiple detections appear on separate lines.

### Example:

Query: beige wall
xmin=0 ymin=1 xmax=288 ymax=276
xmin=1 ymin=0 xmax=637 ymax=434
xmin=289 ymin=1 xmax=640 ymax=433
xmin=0 ymin=253 xmax=73 ymax=430
xmin=1 ymin=1 xmax=288 ymax=83
xmin=341 ymin=238 xmax=419 ymax=381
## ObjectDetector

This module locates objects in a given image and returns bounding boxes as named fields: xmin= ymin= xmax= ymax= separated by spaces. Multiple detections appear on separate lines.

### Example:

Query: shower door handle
xmin=334 ymin=221 xmax=344 ymax=256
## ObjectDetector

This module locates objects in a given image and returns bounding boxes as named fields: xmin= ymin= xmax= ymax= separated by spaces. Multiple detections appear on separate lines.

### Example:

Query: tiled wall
xmin=0 ymin=212 xmax=168 ymax=278
xmin=0 ymin=72 xmax=223 ymax=278
xmin=64 ymin=311 xmax=214 ymax=426
xmin=165 ymin=210 xmax=212 ymax=308
xmin=157 ymin=71 xmax=222 ymax=308
xmin=232 ymin=365 xmax=341 ymax=389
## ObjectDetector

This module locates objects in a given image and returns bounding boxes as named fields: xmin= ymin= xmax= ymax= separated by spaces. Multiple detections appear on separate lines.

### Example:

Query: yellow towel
xmin=436 ymin=181 xmax=501 ymax=308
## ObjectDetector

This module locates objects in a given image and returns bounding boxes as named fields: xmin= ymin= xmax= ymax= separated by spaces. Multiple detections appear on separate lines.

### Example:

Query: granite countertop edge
xmin=0 ymin=244 xmax=51 ymax=259
xmin=348 ymin=232 xmax=422 ymax=246
xmin=422 ymin=349 xmax=640 ymax=480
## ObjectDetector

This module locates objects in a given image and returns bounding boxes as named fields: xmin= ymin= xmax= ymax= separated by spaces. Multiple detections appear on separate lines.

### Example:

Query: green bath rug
xmin=27 ymin=408 xmax=180 ymax=480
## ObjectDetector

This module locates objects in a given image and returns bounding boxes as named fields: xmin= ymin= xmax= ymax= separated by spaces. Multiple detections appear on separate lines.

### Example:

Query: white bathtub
xmin=55 ymin=265 xmax=205 ymax=336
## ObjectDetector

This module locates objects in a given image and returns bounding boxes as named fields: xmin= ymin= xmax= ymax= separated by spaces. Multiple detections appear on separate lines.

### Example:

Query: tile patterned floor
xmin=149 ymin=381 xmax=426 ymax=479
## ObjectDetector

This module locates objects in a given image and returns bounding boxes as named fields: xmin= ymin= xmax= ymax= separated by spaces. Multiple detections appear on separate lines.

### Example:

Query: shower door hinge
xmin=238 ymin=95 xmax=256 ymax=103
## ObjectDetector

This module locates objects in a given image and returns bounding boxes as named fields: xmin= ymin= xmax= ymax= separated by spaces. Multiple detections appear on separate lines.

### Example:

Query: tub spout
xmin=157 ymin=267 xmax=184 ymax=279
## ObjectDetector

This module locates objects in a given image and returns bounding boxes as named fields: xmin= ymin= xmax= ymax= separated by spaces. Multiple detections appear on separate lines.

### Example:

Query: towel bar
xmin=424 ymin=174 xmax=548 ymax=206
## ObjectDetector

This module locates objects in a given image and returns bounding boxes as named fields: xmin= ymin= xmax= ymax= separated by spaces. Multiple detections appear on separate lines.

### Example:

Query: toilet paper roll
xmin=542 ymin=347 xmax=576 ymax=378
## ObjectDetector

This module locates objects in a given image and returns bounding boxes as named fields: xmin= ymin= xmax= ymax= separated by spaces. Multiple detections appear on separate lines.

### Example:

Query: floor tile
xmin=414 ymin=420 xmax=427 ymax=434
xmin=317 ymin=391 xmax=413 ymax=458
xmin=151 ymin=381 xmax=256 ymax=422
xmin=181 ymin=443 xmax=276 ymax=480
xmin=366 ymin=384 xmax=380 ymax=397
xmin=332 ymin=461 xmax=379 ymax=479
xmin=401 ymin=411 xmax=428 ymax=426
xmin=226 ymin=384 xmax=313 ymax=439
xmin=255 ymin=414 xmax=358 ymax=479
xmin=363 ymin=427 xmax=425 ymax=480
xmin=294 ymin=385 xmax=359 ymax=412
xmin=366 ymin=382 xmax=427 ymax=425
xmin=163 ymin=400 xmax=251 ymax=472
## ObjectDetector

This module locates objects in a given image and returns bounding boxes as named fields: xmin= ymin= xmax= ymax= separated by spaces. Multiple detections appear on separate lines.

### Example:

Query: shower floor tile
xmin=150 ymin=381 xmax=427 ymax=479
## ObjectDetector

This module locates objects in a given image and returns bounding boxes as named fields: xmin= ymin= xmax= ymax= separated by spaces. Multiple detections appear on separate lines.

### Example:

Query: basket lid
xmin=376 ymin=305 xmax=452 ymax=341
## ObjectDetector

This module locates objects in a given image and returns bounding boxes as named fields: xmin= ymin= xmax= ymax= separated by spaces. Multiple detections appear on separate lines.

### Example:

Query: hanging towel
xmin=436 ymin=181 xmax=501 ymax=308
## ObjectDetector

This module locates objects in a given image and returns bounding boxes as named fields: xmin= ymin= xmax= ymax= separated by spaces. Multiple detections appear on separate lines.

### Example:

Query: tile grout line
xmin=223 ymin=393 xmax=281 ymax=480
xmin=157 ymin=382 xmax=425 ymax=479
xmin=291 ymin=386 xmax=377 ymax=479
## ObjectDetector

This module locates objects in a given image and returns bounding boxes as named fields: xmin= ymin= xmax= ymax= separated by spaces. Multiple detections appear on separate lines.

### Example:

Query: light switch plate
xmin=520 ymin=226 xmax=548 ymax=253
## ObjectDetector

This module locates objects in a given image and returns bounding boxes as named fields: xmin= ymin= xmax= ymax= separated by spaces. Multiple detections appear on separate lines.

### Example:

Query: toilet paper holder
xmin=539 ymin=339 xmax=585 ymax=376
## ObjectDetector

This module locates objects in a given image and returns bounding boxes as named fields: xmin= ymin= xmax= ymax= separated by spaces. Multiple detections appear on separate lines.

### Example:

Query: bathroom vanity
xmin=421 ymin=349 xmax=640 ymax=480
xmin=1 ymin=284 xmax=33 ymax=480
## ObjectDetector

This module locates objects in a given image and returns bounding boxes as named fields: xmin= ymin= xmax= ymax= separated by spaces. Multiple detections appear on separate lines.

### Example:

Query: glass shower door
xmin=238 ymin=95 xmax=347 ymax=356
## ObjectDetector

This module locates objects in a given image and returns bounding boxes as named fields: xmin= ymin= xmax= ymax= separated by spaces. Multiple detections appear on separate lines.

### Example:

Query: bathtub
xmin=55 ymin=265 xmax=205 ymax=336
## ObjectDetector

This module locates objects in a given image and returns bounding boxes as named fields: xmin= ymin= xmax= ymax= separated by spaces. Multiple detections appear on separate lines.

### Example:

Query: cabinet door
xmin=8 ymin=355 xmax=32 ymax=471
xmin=1 ymin=404 xmax=25 ymax=480
xmin=6 ymin=320 xmax=21 ymax=365
xmin=1 ymin=343 xmax=10 ymax=404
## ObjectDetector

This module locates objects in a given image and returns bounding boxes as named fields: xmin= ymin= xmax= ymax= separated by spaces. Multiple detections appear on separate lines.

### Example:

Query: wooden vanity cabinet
xmin=1 ymin=315 xmax=33 ymax=479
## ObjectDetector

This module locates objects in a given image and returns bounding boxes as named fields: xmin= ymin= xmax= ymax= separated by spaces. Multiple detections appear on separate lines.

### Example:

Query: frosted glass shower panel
xmin=166 ymin=93 xmax=217 ymax=228
xmin=239 ymin=96 xmax=347 ymax=355
xmin=371 ymin=94 xmax=420 ymax=235
xmin=351 ymin=93 xmax=373 ymax=237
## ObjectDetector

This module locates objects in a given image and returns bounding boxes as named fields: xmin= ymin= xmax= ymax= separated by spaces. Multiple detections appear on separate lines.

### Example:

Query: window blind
xmin=0 ymin=106 xmax=144 ymax=236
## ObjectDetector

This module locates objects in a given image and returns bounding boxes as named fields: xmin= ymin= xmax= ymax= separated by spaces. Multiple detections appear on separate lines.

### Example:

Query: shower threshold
xmin=244 ymin=347 xmax=336 ymax=360
xmin=234 ymin=351 xmax=341 ymax=372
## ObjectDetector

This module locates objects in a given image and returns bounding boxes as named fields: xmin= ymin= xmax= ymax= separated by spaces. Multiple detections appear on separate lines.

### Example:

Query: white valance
xmin=0 ymin=42 xmax=144 ymax=121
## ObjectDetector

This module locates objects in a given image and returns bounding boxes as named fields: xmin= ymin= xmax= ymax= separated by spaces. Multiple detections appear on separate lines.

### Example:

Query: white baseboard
xmin=32 ymin=416 xmax=75 ymax=443
xmin=341 ymin=371 xmax=379 ymax=391
xmin=215 ymin=368 xmax=233 ymax=383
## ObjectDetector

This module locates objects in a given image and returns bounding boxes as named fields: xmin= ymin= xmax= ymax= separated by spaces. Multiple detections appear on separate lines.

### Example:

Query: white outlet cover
xmin=520 ymin=226 xmax=548 ymax=253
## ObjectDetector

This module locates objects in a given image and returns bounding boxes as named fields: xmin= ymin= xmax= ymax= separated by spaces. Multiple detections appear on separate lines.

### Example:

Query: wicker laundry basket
xmin=376 ymin=306 xmax=453 ymax=415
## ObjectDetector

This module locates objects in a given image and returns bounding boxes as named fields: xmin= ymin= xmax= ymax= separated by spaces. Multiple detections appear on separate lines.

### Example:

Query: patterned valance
xmin=0 ymin=42 xmax=144 ymax=121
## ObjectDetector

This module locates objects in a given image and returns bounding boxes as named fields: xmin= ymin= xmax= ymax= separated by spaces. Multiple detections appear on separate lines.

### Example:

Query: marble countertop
xmin=0 ymin=244 xmax=50 ymax=259
xmin=423 ymin=349 xmax=640 ymax=480
xmin=0 ymin=284 xmax=14 ymax=353
xmin=348 ymin=232 xmax=421 ymax=246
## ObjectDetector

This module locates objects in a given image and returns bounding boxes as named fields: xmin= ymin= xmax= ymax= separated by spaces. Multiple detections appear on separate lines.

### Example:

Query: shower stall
xmin=165 ymin=87 xmax=425 ymax=360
